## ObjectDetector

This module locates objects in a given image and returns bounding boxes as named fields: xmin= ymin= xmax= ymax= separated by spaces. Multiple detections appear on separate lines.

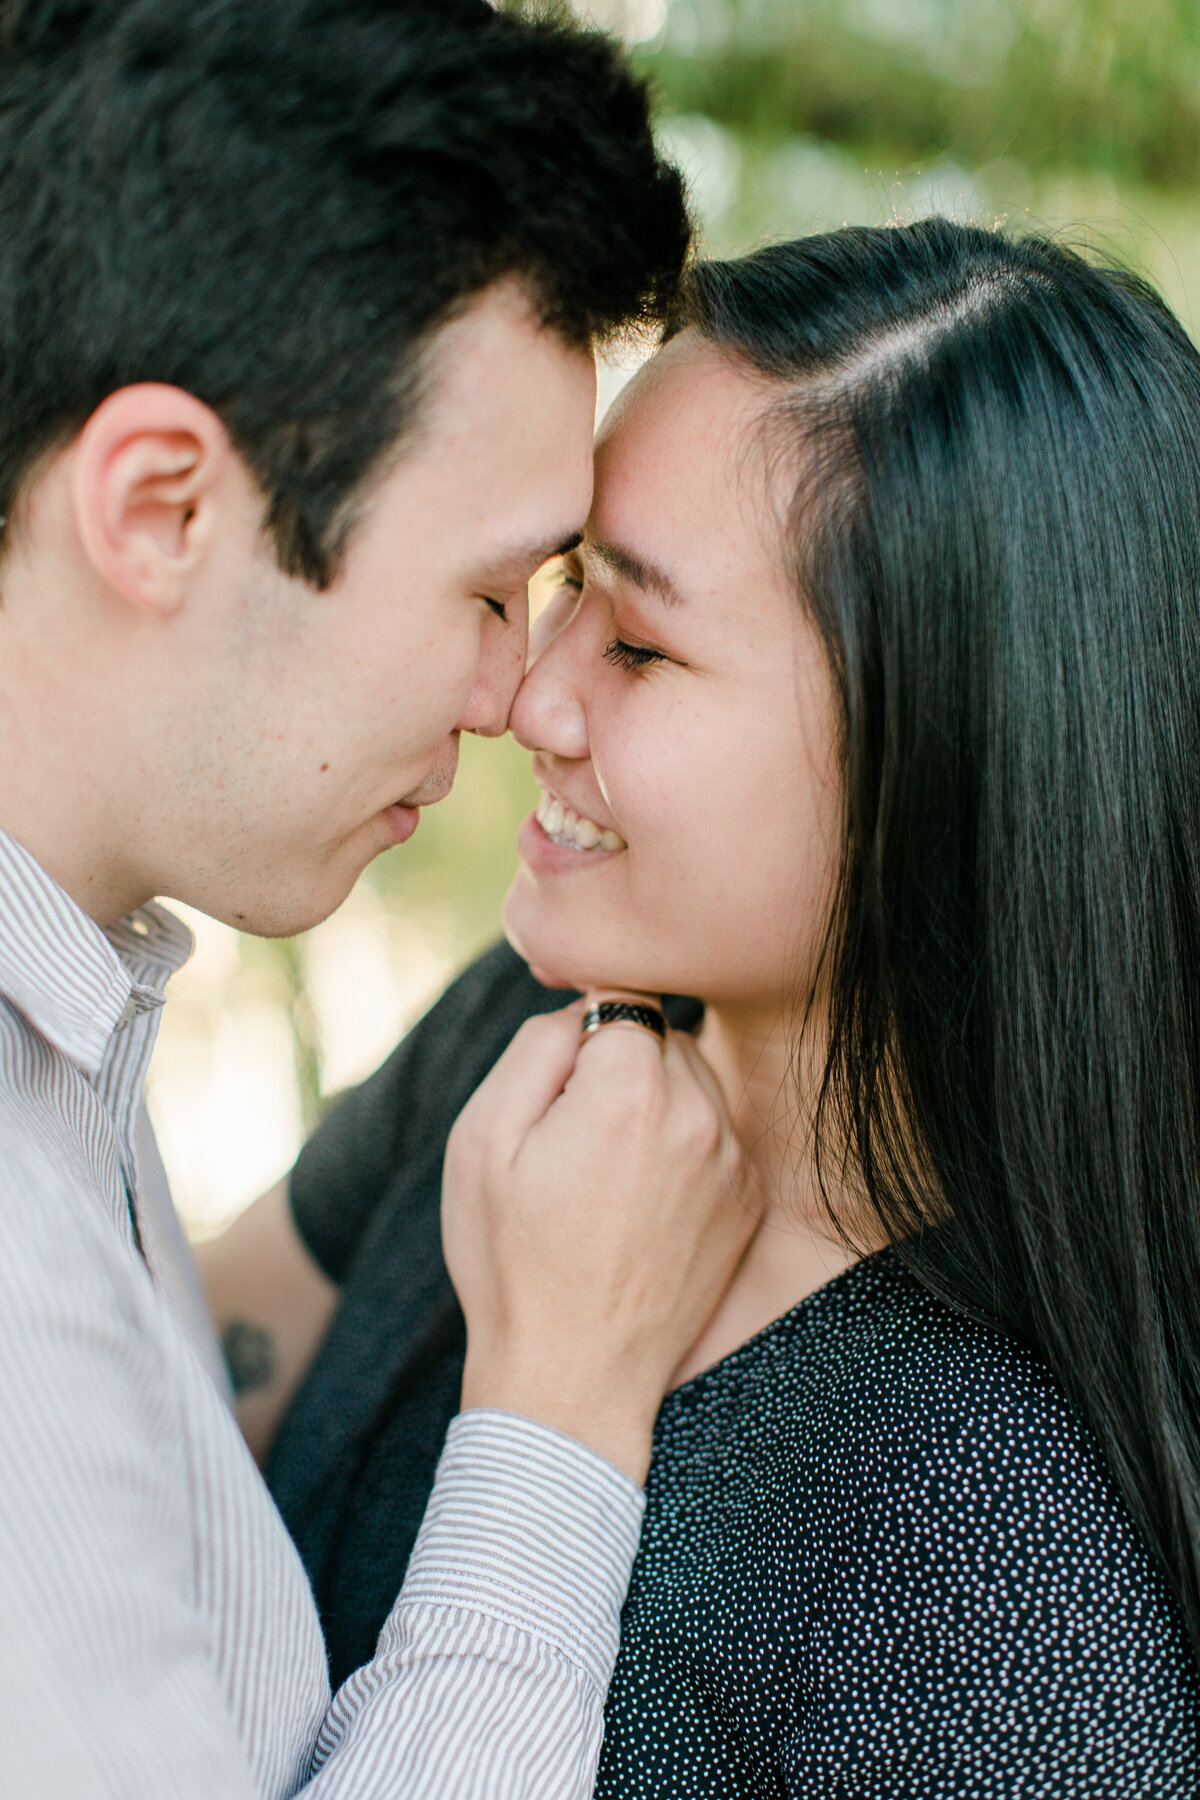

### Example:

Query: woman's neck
xmin=669 ymin=999 xmax=862 ymax=1388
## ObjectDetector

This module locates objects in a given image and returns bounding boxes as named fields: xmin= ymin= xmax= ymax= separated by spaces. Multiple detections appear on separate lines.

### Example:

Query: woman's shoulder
xmin=639 ymin=1254 xmax=1199 ymax=1787
xmin=703 ymin=1251 xmax=1147 ymax=1528
xmin=703 ymin=1248 xmax=1095 ymax=1434
xmin=671 ymin=1249 xmax=1193 ymax=1659
xmin=677 ymin=1248 xmax=1074 ymax=1420
xmin=663 ymin=1250 xmax=1191 ymax=1632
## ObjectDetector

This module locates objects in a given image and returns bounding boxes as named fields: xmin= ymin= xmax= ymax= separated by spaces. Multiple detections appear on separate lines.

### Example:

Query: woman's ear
xmin=69 ymin=383 xmax=235 ymax=615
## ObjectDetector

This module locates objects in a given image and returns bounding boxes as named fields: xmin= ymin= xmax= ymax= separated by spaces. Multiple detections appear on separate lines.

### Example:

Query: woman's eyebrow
xmin=586 ymin=535 xmax=684 ymax=608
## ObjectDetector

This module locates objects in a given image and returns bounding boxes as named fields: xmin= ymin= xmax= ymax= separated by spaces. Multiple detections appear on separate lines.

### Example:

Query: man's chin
xmin=201 ymin=897 xmax=340 ymax=939
xmin=181 ymin=862 xmax=365 ymax=940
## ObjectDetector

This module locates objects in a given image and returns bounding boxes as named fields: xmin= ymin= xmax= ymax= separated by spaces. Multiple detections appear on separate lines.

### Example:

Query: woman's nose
xmin=509 ymin=608 xmax=589 ymax=761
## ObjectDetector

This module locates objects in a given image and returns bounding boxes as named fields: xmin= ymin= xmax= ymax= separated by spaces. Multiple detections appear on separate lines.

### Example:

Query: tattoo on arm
xmin=222 ymin=1320 xmax=277 ymax=1397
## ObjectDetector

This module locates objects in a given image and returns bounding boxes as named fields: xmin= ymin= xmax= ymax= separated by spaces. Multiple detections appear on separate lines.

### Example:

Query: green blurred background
xmin=151 ymin=0 xmax=1200 ymax=1234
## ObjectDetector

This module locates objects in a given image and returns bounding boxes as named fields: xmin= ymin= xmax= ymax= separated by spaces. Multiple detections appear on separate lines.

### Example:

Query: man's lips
xmin=378 ymin=754 xmax=459 ymax=848
xmin=383 ymin=763 xmax=456 ymax=846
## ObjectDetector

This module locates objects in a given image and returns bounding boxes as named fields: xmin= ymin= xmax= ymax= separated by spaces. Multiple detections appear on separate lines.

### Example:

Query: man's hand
xmin=442 ymin=993 xmax=757 ymax=1486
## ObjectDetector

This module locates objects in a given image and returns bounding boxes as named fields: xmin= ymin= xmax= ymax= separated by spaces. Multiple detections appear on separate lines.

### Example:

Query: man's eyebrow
xmin=477 ymin=530 xmax=584 ymax=583
xmin=586 ymin=536 xmax=684 ymax=608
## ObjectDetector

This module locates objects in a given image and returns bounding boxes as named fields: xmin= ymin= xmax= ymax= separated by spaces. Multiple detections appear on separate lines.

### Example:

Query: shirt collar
xmin=0 ymin=830 xmax=194 ymax=1078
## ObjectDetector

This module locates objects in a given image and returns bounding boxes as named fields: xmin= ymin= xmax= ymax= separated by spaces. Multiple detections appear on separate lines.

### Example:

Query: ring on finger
xmin=579 ymin=1000 xmax=667 ymax=1044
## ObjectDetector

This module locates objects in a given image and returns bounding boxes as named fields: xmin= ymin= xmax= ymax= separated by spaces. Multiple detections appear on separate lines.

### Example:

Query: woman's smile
xmin=532 ymin=785 xmax=626 ymax=852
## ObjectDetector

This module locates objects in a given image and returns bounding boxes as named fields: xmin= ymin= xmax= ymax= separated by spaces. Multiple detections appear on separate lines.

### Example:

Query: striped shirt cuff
xmin=397 ymin=1409 xmax=646 ymax=1692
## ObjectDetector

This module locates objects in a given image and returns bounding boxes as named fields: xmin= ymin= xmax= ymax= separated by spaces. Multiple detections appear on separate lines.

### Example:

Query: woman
xmin=267 ymin=220 xmax=1200 ymax=1791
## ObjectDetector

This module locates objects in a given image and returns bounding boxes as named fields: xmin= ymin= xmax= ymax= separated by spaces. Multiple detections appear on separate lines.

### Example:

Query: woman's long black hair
xmin=676 ymin=219 xmax=1200 ymax=1658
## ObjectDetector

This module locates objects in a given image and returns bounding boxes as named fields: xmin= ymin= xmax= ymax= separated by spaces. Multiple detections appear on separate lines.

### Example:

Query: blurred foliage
xmin=641 ymin=0 xmax=1200 ymax=191
xmin=511 ymin=0 xmax=1200 ymax=189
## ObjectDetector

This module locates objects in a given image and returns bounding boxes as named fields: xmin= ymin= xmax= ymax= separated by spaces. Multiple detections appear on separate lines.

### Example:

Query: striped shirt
xmin=0 ymin=827 xmax=644 ymax=1798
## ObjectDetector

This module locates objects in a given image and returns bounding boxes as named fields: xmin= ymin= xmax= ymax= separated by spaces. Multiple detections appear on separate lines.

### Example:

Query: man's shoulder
xmin=0 ymin=1095 xmax=86 ymax=1221
xmin=0 ymin=1094 xmax=160 ymax=1365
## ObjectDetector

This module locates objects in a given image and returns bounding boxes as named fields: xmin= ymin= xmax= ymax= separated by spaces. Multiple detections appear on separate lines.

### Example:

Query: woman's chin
xmin=503 ymin=926 xmax=598 ymax=995
xmin=524 ymin=960 xmax=579 ymax=992
xmin=502 ymin=912 xmax=647 ymax=998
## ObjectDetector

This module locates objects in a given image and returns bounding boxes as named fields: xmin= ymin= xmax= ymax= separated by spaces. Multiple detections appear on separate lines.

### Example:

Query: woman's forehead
xmin=597 ymin=329 xmax=751 ymax=444
xmin=589 ymin=334 xmax=791 ymax=579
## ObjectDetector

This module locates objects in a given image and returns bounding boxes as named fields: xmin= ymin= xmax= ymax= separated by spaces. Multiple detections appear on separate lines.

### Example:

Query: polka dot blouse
xmin=597 ymin=1249 xmax=1199 ymax=1796
xmin=272 ymin=943 xmax=1200 ymax=1797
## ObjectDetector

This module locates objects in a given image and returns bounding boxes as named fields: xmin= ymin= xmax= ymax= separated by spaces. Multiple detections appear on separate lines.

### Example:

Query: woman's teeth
xmin=536 ymin=790 xmax=626 ymax=853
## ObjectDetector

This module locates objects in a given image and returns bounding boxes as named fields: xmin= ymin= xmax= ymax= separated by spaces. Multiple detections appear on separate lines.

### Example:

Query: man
xmin=0 ymin=3 xmax=752 ymax=1794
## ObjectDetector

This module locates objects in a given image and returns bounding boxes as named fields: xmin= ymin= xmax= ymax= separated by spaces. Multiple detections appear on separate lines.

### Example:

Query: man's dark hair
xmin=0 ymin=0 xmax=690 ymax=584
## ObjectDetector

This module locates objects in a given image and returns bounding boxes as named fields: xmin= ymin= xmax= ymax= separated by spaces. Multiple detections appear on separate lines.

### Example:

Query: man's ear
xmin=70 ymin=384 xmax=237 ymax=615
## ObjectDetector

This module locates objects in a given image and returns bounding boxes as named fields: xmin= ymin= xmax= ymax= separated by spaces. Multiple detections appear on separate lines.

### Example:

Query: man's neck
xmin=0 ymin=825 xmax=143 ymax=943
xmin=0 ymin=678 xmax=150 ymax=928
xmin=0 ymin=541 xmax=159 ymax=926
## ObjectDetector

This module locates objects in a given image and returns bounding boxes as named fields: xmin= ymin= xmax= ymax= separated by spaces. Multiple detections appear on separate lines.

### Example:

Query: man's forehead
xmin=424 ymin=282 xmax=597 ymax=417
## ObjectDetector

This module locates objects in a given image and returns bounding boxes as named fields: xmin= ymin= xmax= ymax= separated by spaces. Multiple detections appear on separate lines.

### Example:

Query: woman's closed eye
xmin=604 ymin=638 xmax=667 ymax=673
xmin=548 ymin=560 xmax=675 ymax=674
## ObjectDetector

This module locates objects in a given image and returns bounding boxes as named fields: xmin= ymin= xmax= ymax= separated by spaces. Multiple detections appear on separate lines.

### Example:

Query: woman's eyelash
xmin=604 ymin=638 xmax=665 ymax=672
xmin=548 ymin=568 xmax=665 ymax=671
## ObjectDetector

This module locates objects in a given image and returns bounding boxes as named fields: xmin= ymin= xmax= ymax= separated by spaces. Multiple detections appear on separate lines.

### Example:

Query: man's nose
xmin=460 ymin=604 xmax=530 ymax=738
